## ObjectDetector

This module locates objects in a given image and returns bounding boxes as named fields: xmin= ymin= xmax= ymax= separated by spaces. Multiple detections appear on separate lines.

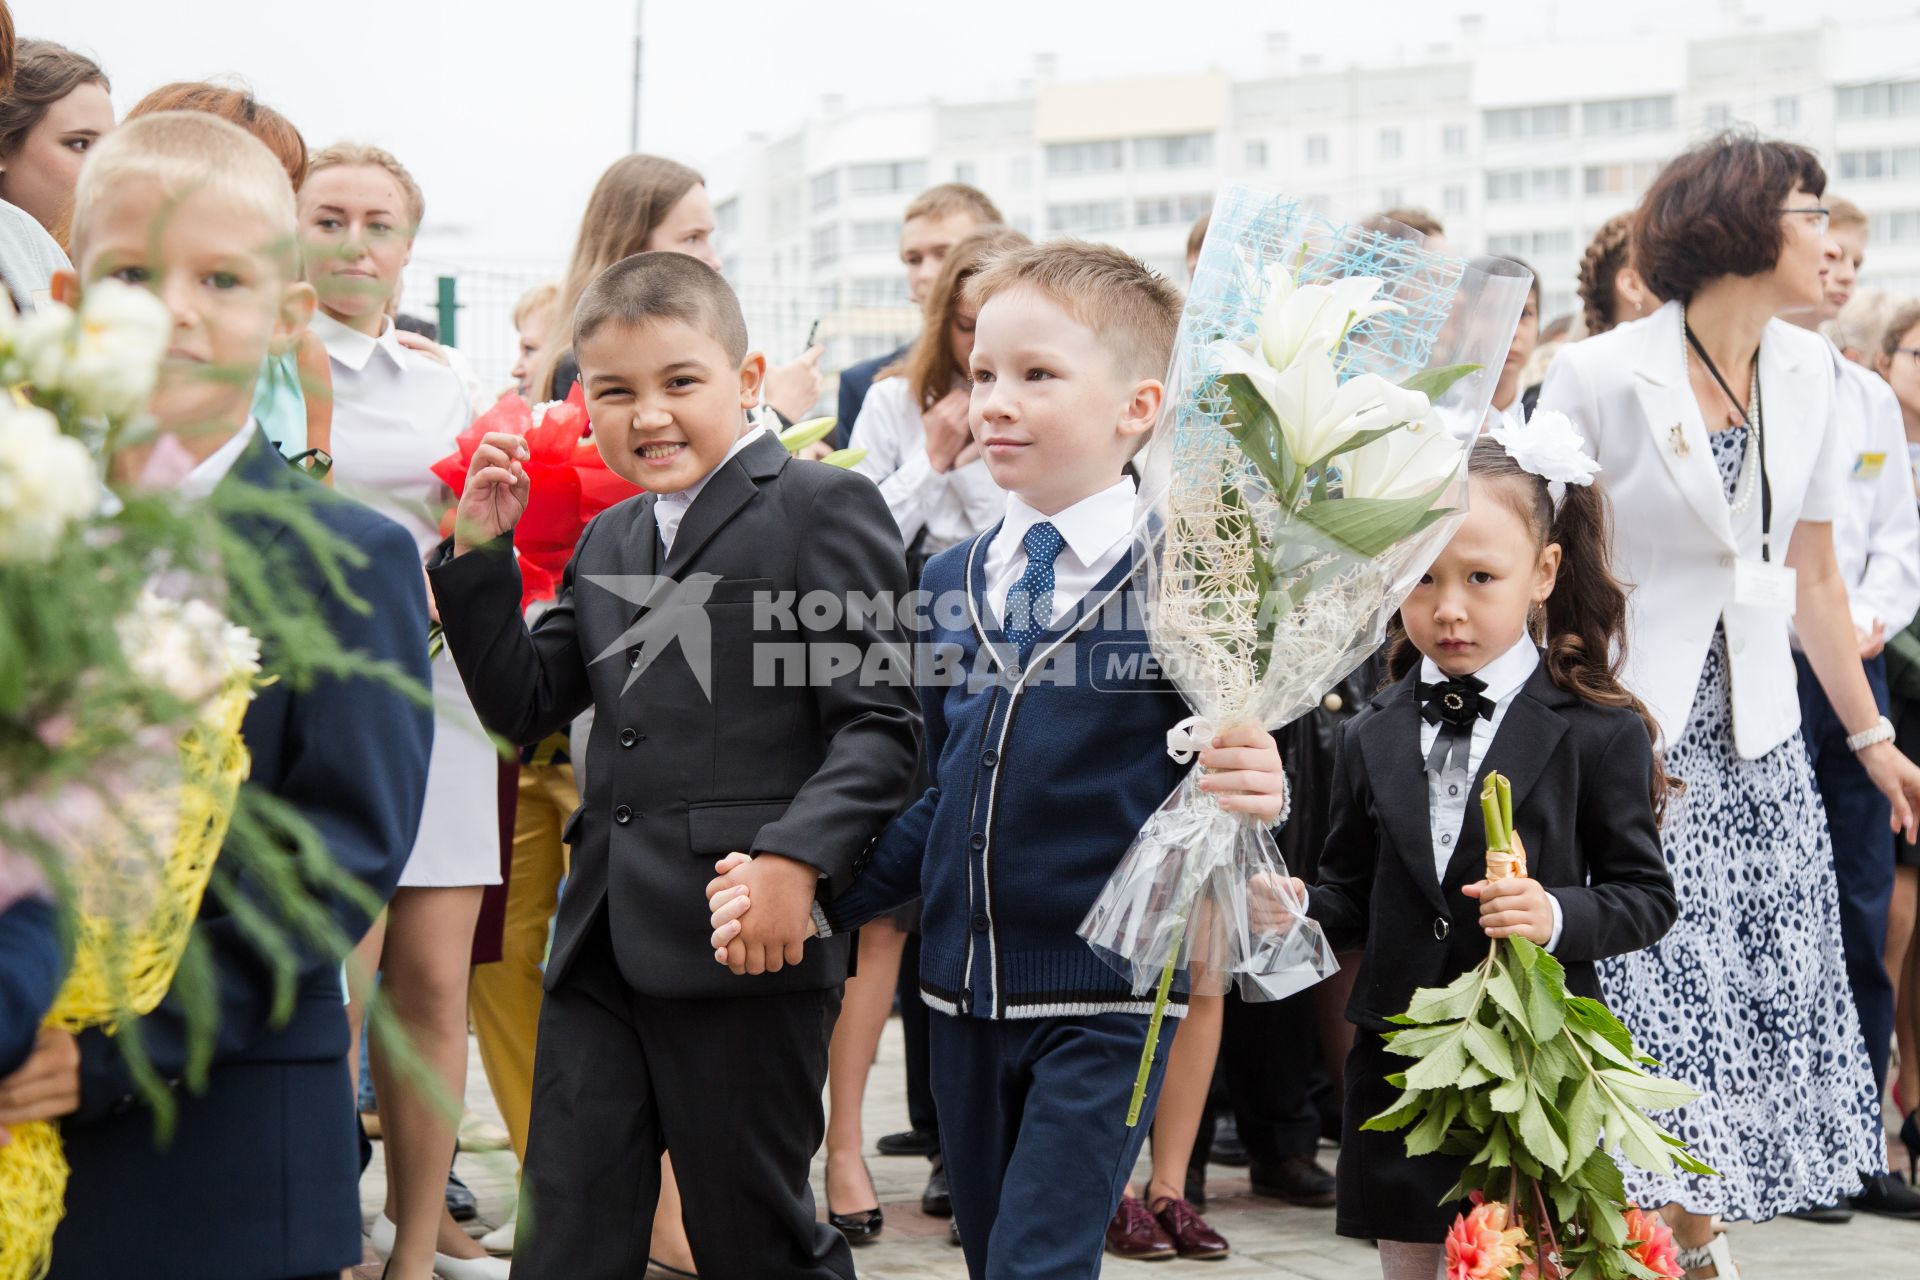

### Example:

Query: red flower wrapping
xmin=431 ymin=385 xmax=642 ymax=610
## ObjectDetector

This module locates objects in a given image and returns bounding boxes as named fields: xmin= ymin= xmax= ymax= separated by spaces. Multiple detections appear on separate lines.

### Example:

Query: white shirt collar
xmin=178 ymin=419 xmax=260 ymax=500
xmin=999 ymin=475 xmax=1137 ymax=567
xmin=654 ymin=420 xmax=770 ymax=552
xmin=1420 ymin=632 xmax=1539 ymax=704
xmin=310 ymin=309 xmax=409 ymax=373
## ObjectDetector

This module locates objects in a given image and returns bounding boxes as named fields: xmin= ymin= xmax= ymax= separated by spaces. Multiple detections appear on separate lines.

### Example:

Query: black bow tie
xmin=1417 ymin=674 xmax=1494 ymax=775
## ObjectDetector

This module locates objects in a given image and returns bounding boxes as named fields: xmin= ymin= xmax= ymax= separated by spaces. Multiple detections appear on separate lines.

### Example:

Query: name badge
xmin=1732 ymin=558 xmax=1797 ymax=614
xmin=1853 ymin=451 xmax=1888 ymax=482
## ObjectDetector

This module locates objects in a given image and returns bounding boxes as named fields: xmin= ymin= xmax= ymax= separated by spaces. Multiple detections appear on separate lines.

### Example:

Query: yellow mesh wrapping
xmin=0 ymin=685 xmax=251 ymax=1280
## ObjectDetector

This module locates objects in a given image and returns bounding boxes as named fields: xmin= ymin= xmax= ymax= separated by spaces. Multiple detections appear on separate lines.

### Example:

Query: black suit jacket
xmin=1308 ymin=661 xmax=1676 ymax=1033
xmin=55 ymin=430 xmax=434 ymax=1278
xmin=835 ymin=345 xmax=909 ymax=448
xmin=429 ymin=431 xmax=920 ymax=998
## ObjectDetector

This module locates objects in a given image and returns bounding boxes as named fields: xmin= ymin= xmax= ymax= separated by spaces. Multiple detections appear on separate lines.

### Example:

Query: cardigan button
xmin=1434 ymin=917 xmax=1450 ymax=941
xmin=614 ymin=805 xmax=634 ymax=825
xmin=981 ymin=748 xmax=999 ymax=768
xmin=969 ymin=833 xmax=986 ymax=850
xmin=619 ymin=727 xmax=639 ymax=748
xmin=971 ymin=914 xmax=990 ymax=932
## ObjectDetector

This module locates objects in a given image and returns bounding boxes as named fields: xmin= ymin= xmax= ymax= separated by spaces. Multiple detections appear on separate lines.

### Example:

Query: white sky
xmin=18 ymin=0 xmax=1919 ymax=267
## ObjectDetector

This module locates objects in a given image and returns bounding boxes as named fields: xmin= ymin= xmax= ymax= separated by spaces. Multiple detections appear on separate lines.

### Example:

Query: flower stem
xmin=1127 ymin=923 xmax=1186 ymax=1128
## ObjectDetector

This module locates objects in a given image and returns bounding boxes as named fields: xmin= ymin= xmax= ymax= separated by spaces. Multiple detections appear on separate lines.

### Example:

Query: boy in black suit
xmin=0 ymin=113 xmax=434 ymax=1280
xmin=429 ymin=250 xmax=920 ymax=1279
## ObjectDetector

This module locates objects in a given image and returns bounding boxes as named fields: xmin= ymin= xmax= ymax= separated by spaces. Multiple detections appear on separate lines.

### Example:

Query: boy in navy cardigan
xmin=708 ymin=242 xmax=1292 ymax=1280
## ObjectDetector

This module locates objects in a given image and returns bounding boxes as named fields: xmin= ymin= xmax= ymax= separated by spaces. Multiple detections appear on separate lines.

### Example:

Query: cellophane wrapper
xmin=1079 ymin=186 xmax=1532 ymax=1001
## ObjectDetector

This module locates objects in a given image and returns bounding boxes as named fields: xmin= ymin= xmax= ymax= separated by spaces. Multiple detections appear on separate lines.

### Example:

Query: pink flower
xmin=1623 ymin=1206 xmax=1683 ymax=1279
xmin=1446 ymin=1200 xmax=1530 ymax=1280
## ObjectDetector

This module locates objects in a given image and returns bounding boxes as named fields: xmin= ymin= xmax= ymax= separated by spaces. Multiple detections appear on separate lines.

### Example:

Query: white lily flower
xmin=1255 ymin=263 xmax=1403 ymax=372
xmin=1214 ymin=341 xmax=1432 ymax=467
xmin=1340 ymin=414 xmax=1465 ymax=502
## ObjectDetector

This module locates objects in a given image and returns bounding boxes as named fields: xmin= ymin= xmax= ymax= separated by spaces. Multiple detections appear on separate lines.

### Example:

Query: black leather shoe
xmin=1250 ymin=1153 xmax=1336 ymax=1207
xmin=1850 ymin=1173 xmax=1920 ymax=1220
xmin=949 ymin=1221 xmax=962 ymax=1247
xmin=1211 ymin=1114 xmax=1249 ymax=1167
xmin=921 ymin=1154 xmax=952 ymax=1217
xmin=876 ymin=1127 xmax=940 ymax=1157
xmin=1785 ymin=1201 xmax=1855 ymax=1224
xmin=445 ymin=1169 xmax=479 ymax=1223
xmin=826 ymin=1155 xmax=884 ymax=1245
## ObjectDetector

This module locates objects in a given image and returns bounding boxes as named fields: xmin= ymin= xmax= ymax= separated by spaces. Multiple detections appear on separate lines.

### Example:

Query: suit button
xmin=1322 ymin=692 xmax=1343 ymax=713
xmin=614 ymin=805 xmax=633 ymax=824
xmin=628 ymin=648 xmax=641 ymax=668
xmin=971 ymin=914 xmax=990 ymax=932
xmin=1440 ymin=833 xmax=1453 ymax=846
xmin=619 ymin=727 xmax=639 ymax=748
xmin=981 ymin=748 xmax=999 ymax=767
xmin=1434 ymin=917 xmax=1451 ymax=940
xmin=969 ymin=833 xmax=986 ymax=850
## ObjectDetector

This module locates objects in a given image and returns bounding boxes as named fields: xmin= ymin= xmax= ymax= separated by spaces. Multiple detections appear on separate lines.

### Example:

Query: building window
xmin=1305 ymin=134 xmax=1329 ymax=164
xmin=809 ymin=224 xmax=840 ymax=268
xmin=1702 ymin=103 xmax=1731 ymax=129
xmin=1133 ymin=134 xmax=1212 ymax=169
xmin=1840 ymin=146 xmax=1920 ymax=181
xmin=814 ymin=283 xmax=841 ymax=313
xmin=1581 ymin=96 xmax=1675 ymax=135
xmin=1837 ymin=79 xmax=1920 ymax=120
xmin=1484 ymin=105 xmax=1571 ymax=142
xmin=1485 ymin=167 xmax=1572 ymax=203
xmin=1047 ymin=200 xmax=1127 ymax=233
xmin=1581 ymin=160 xmax=1662 ymax=196
xmin=1442 ymin=183 xmax=1467 ymax=214
xmin=850 ymin=276 xmax=911 ymax=307
xmin=1010 ymin=156 xmax=1033 ymax=188
xmin=1135 ymin=194 xmax=1213 ymax=227
xmin=1378 ymin=187 xmax=1404 ymax=210
xmin=809 ymin=171 xmax=838 ymax=211
xmin=1773 ymin=95 xmax=1800 ymax=127
xmin=1487 ymin=229 xmax=1573 ymax=258
xmin=847 ymin=160 xmax=927 ymax=196
xmin=850 ymin=219 xmax=896 ymax=253
xmin=715 ymin=197 xmax=740 ymax=237
xmin=1442 ymin=124 xmax=1467 ymax=156
xmin=1045 ymin=141 xmax=1125 ymax=175
xmin=955 ymin=161 xmax=977 ymax=185
xmin=1245 ymin=139 xmax=1268 ymax=169
xmin=1870 ymin=209 xmax=1920 ymax=243
xmin=1379 ymin=128 xmax=1403 ymax=160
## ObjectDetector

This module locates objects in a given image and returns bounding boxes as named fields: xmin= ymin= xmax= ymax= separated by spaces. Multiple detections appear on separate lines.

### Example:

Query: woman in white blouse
xmin=299 ymin=143 xmax=506 ymax=1280
xmin=1538 ymin=134 xmax=1920 ymax=1279
xmin=820 ymin=225 xmax=1026 ymax=1236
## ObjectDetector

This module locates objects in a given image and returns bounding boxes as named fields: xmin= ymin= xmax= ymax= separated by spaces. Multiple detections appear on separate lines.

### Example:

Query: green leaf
xmin=1485 ymin=1121 xmax=1512 ymax=1168
xmin=1485 ymin=965 xmax=1529 ymax=1030
xmin=1566 ymin=995 xmax=1638 ymax=1059
xmin=1403 ymin=1033 xmax=1470 ymax=1089
xmin=1456 ymin=1061 xmax=1494 ymax=1089
xmin=1383 ymin=1022 xmax=1464 ymax=1058
xmin=1403 ymin=967 xmax=1484 ymax=1025
xmin=1464 ymin=1019 xmax=1518 ymax=1080
xmin=1516 ymin=1090 xmax=1569 ymax=1173
xmin=1489 ymin=1074 xmax=1528 ymax=1115
xmin=1400 ymin=362 xmax=1481 ymax=403
xmin=1571 ymin=1020 xmax=1640 ymax=1070
xmin=1405 ymin=1094 xmax=1460 ymax=1156
xmin=1522 ymin=954 xmax=1567 ymax=1043
xmin=1579 ymin=1146 xmax=1628 ymax=1202
xmin=1586 ymin=1197 xmax=1627 ymax=1247
xmin=1564 ymin=1076 xmax=1604 ymax=1162
xmin=1295 ymin=481 xmax=1457 ymax=558
xmin=1597 ymin=1067 xmax=1699 ymax=1112
xmin=1613 ymin=1106 xmax=1676 ymax=1174
xmin=1362 ymin=1083 xmax=1428 ymax=1133
xmin=1219 ymin=373 xmax=1297 ymax=495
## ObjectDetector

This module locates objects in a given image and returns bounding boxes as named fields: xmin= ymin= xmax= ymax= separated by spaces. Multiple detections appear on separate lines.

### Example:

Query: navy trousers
xmin=931 ymin=1009 xmax=1170 ymax=1280
xmin=1795 ymin=650 xmax=1896 ymax=1098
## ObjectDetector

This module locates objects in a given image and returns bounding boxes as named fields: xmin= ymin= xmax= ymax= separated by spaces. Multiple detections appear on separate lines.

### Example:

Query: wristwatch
xmin=1847 ymin=714 xmax=1896 ymax=754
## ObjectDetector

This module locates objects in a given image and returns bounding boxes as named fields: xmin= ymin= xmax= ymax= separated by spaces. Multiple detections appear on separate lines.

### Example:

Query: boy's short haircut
xmin=514 ymin=281 xmax=561 ymax=330
xmin=70 ymin=110 xmax=296 ymax=269
xmin=964 ymin=239 xmax=1181 ymax=382
xmin=1185 ymin=212 xmax=1210 ymax=261
xmin=307 ymin=141 xmax=425 ymax=230
xmin=1828 ymin=195 xmax=1867 ymax=232
xmin=573 ymin=251 xmax=749 ymax=366
xmin=904 ymin=182 xmax=1003 ymax=227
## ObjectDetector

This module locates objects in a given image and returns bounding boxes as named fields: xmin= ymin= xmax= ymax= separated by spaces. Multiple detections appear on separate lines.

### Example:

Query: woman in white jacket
xmin=1538 ymin=133 xmax=1920 ymax=1279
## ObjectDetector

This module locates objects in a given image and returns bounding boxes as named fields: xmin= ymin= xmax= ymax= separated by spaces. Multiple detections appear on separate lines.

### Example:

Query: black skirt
xmin=1336 ymin=1032 xmax=1471 ymax=1244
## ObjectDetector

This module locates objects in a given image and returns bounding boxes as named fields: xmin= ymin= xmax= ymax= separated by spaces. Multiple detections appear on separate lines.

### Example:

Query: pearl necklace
xmin=1680 ymin=311 xmax=1762 ymax=516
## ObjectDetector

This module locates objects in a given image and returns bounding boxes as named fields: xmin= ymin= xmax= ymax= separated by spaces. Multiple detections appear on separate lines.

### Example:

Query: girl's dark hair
xmin=1387 ymin=437 xmax=1680 ymax=820
xmin=1577 ymin=213 xmax=1633 ymax=336
xmin=1632 ymin=129 xmax=1825 ymax=305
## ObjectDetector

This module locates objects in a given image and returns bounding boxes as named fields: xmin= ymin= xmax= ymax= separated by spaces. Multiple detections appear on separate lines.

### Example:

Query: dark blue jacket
xmin=0 ymin=898 xmax=61 ymax=1076
xmin=826 ymin=526 xmax=1193 ymax=1019
xmin=52 ymin=431 xmax=434 ymax=1280
xmin=836 ymin=345 xmax=909 ymax=448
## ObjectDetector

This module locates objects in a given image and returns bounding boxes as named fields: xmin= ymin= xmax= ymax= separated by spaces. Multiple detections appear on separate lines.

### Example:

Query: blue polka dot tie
xmin=1004 ymin=521 xmax=1064 ymax=654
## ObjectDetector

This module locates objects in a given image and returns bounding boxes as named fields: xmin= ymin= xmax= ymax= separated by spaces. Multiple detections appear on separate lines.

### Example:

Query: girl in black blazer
xmin=1301 ymin=434 xmax=1680 ymax=1280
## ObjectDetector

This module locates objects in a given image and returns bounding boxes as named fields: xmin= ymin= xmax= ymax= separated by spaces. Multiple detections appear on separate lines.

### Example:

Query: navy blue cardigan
xmin=825 ymin=525 xmax=1194 ymax=1019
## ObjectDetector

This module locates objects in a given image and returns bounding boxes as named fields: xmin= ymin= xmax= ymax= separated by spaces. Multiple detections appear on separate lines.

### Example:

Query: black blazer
xmin=429 ymin=430 xmax=920 ymax=998
xmin=54 ymin=431 xmax=434 ymax=1278
xmin=1308 ymin=661 xmax=1677 ymax=1034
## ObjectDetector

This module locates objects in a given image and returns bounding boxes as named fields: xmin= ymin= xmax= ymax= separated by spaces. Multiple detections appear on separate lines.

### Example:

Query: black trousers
xmin=1220 ymin=986 xmax=1324 ymax=1165
xmin=516 ymin=912 xmax=853 ymax=1280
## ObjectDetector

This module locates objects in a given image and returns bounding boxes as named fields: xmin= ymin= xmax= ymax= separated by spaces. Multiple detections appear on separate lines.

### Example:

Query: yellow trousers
xmin=469 ymin=761 xmax=576 ymax=1162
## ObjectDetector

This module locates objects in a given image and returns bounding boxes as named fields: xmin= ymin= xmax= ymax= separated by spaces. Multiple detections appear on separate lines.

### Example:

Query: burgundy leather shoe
xmin=1151 ymin=1195 xmax=1231 ymax=1260
xmin=1104 ymin=1195 xmax=1176 ymax=1261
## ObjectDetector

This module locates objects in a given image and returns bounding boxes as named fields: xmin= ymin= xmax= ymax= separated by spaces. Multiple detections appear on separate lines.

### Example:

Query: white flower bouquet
xmin=1079 ymin=188 xmax=1532 ymax=1121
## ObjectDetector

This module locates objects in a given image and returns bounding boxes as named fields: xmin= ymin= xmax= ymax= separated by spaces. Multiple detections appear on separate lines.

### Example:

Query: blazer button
xmin=969 ymin=832 xmax=986 ymax=850
xmin=614 ymin=805 xmax=634 ymax=824
xmin=628 ymin=648 xmax=641 ymax=668
xmin=1322 ymin=692 xmax=1343 ymax=713
xmin=971 ymin=913 xmax=990 ymax=932
xmin=619 ymin=727 xmax=639 ymax=748
xmin=1434 ymin=917 xmax=1451 ymax=941
xmin=981 ymin=748 xmax=999 ymax=767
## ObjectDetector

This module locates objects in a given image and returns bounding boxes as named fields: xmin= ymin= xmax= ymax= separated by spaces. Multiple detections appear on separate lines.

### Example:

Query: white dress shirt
xmin=1828 ymin=348 xmax=1920 ymax=636
xmin=1417 ymin=636 xmax=1562 ymax=950
xmin=177 ymin=419 xmax=260 ymax=500
xmin=655 ymin=419 xmax=769 ymax=556
xmin=983 ymin=476 xmax=1137 ymax=628
xmin=850 ymin=377 xmax=1004 ymax=553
